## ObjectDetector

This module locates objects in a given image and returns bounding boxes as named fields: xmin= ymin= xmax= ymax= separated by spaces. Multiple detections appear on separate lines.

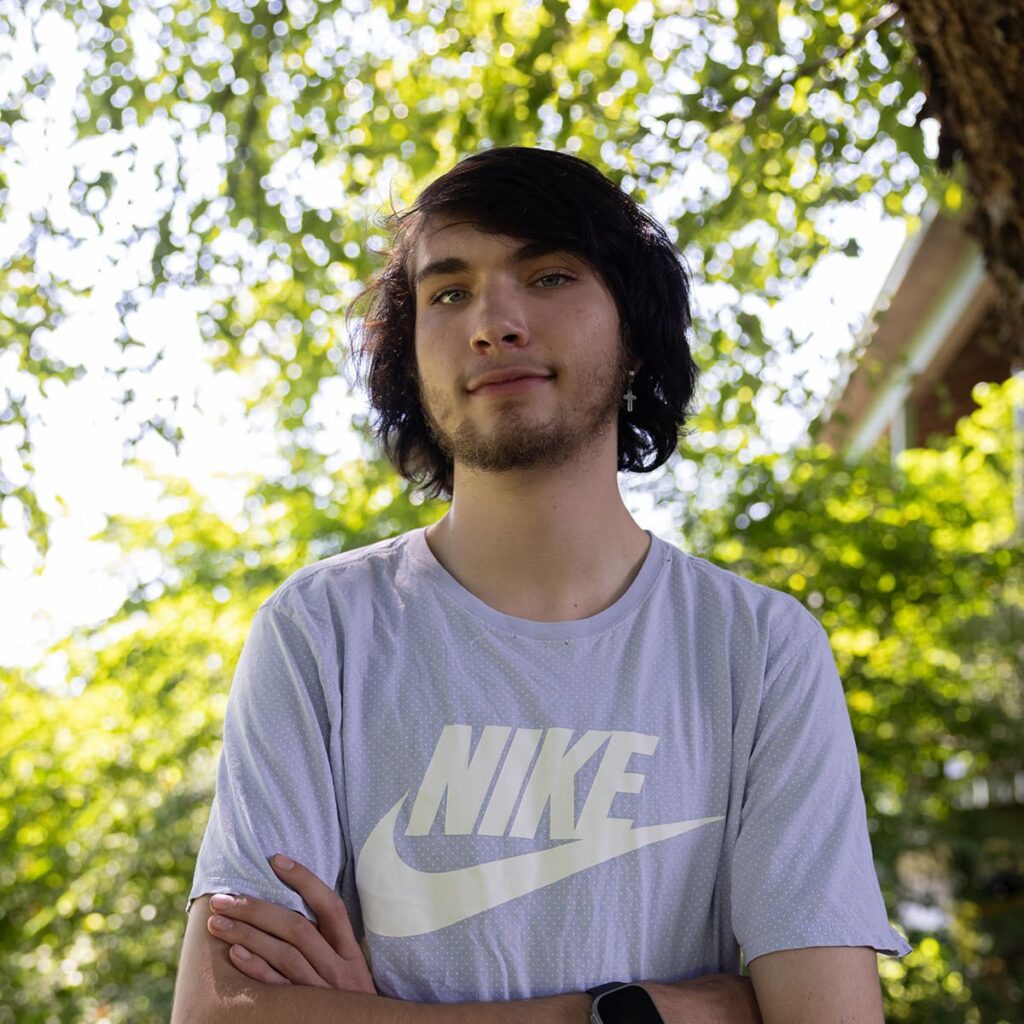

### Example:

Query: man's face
xmin=410 ymin=217 xmax=631 ymax=478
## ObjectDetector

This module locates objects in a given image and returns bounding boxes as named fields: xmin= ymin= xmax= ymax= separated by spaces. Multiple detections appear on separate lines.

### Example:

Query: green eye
xmin=430 ymin=272 xmax=575 ymax=305
xmin=431 ymin=287 xmax=466 ymax=305
xmin=536 ymin=272 xmax=574 ymax=287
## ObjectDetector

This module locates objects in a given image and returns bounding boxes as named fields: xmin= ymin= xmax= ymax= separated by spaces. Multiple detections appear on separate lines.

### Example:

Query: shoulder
xmin=257 ymin=529 xmax=422 ymax=621
xmin=658 ymin=539 xmax=825 ymax=677
xmin=672 ymin=543 xmax=820 ymax=634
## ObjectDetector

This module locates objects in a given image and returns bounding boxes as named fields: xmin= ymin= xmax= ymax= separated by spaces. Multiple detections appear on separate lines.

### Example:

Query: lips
xmin=471 ymin=376 xmax=552 ymax=397
xmin=467 ymin=368 xmax=553 ymax=392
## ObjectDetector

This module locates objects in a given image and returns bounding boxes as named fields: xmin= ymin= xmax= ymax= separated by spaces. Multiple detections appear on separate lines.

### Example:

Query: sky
xmin=0 ymin=6 xmax=926 ymax=677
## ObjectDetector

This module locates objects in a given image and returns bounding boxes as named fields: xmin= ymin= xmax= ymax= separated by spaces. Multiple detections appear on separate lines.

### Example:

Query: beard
xmin=417 ymin=352 xmax=631 ymax=475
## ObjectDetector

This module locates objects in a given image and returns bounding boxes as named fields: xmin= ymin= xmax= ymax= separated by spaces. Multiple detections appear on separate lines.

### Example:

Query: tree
xmin=2 ymin=1 xmax=1020 ymax=1020
xmin=683 ymin=376 xmax=1024 ymax=1021
xmin=1 ymin=459 xmax=441 ymax=1023
xmin=2 ymin=0 xmax=949 ymax=556
xmin=895 ymin=0 xmax=1024 ymax=360
xmin=3 ymin=379 xmax=1019 ymax=1023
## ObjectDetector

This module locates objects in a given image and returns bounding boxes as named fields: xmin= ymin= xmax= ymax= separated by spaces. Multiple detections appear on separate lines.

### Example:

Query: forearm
xmin=648 ymin=974 xmax=763 ymax=1023
xmin=218 ymin=985 xmax=591 ymax=1023
xmin=217 ymin=973 xmax=759 ymax=1024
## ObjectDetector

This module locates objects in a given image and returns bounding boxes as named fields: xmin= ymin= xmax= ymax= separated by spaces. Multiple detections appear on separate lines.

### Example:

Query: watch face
xmin=594 ymin=984 xmax=665 ymax=1023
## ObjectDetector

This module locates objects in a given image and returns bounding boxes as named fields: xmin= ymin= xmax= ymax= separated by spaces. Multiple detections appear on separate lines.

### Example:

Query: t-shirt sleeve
xmin=732 ymin=617 xmax=912 ymax=963
xmin=185 ymin=600 xmax=344 ymax=923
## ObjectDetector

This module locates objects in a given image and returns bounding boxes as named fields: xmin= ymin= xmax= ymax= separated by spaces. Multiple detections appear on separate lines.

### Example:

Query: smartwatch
xmin=588 ymin=981 xmax=666 ymax=1023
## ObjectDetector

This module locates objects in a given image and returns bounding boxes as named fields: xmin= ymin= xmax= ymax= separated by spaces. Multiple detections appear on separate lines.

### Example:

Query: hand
xmin=645 ymin=973 xmax=763 ymax=1024
xmin=206 ymin=854 xmax=377 ymax=994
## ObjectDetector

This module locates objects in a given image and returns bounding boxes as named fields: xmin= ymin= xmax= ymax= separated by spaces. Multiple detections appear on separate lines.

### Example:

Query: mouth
xmin=470 ymin=375 xmax=553 ymax=397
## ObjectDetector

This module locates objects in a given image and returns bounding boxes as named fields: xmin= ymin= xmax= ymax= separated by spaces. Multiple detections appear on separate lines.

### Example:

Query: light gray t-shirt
xmin=187 ymin=527 xmax=911 ymax=1001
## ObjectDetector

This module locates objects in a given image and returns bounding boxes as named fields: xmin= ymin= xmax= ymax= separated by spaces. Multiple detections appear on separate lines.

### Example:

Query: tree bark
xmin=896 ymin=0 xmax=1024 ymax=358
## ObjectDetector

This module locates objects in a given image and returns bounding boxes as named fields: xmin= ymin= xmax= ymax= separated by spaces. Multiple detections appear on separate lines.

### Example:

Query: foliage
xmin=0 ymin=0 xmax=951 ymax=558
xmin=0 ymin=460 xmax=442 ymax=1023
xmin=2 ymin=1 xmax=1018 ymax=1021
xmin=682 ymin=376 xmax=1024 ymax=1022
xmin=2 ymin=388 xmax=1020 ymax=1022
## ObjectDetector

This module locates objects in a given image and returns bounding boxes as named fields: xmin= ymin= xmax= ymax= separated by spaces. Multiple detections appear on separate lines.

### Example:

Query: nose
xmin=469 ymin=281 xmax=529 ymax=353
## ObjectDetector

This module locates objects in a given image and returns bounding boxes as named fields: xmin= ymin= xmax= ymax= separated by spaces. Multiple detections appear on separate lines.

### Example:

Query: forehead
xmin=408 ymin=217 xmax=587 ymax=287
xmin=415 ymin=217 xmax=518 ymax=252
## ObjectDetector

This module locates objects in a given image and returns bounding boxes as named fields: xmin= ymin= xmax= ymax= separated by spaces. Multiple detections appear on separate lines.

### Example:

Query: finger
xmin=207 ymin=912 xmax=329 ymax=988
xmin=210 ymin=890 xmax=344 ymax=990
xmin=270 ymin=855 xmax=363 ymax=962
xmin=229 ymin=944 xmax=291 ymax=986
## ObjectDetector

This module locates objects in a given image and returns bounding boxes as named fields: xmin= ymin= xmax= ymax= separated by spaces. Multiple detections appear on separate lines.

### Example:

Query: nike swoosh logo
xmin=356 ymin=791 xmax=724 ymax=937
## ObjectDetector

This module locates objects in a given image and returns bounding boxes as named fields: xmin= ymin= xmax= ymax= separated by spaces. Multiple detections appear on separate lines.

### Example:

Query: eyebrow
xmin=410 ymin=240 xmax=575 ymax=290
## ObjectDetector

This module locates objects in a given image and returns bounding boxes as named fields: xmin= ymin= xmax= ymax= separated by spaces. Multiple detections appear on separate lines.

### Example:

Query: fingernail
xmin=273 ymin=854 xmax=294 ymax=870
xmin=232 ymin=945 xmax=251 ymax=960
xmin=211 ymin=915 xmax=232 ymax=930
xmin=210 ymin=894 xmax=234 ymax=909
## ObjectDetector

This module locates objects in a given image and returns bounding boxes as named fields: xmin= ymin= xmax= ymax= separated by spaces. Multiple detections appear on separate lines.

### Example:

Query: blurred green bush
xmin=2 ymin=381 xmax=1021 ymax=1021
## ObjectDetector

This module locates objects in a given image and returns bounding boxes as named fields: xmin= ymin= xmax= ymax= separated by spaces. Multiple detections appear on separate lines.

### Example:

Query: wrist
xmin=589 ymin=982 xmax=666 ymax=1024
xmin=645 ymin=974 xmax=762 ymax=1024
xmin=570 ymin=991 xmax=594 ymax=1021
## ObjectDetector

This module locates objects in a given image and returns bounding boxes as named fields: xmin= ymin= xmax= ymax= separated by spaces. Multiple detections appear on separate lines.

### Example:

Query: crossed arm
xmin=170 ymin=857 xmax=885 ymax=1024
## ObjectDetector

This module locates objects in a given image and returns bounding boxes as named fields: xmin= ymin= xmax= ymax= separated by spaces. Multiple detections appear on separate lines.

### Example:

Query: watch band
xmin=587 ymin=981 xmax=626 ymax=997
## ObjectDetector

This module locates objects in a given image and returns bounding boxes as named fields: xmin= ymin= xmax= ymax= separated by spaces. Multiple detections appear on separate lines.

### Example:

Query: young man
xmin=171 ymin=147 xmax=910 ymax=1023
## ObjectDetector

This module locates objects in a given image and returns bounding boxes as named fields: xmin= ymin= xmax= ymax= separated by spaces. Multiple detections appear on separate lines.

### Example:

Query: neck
xmin=424 ymin=438 xmax=651 ymax=622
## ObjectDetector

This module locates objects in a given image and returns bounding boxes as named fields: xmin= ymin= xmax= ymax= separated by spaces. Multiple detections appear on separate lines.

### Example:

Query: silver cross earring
xmin=624 ymin=370 xmax=637 ymax=413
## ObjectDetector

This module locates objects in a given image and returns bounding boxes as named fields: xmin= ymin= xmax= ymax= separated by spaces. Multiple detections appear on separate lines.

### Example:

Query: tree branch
xmin=730 ymin=5 xmax=903 ymax=124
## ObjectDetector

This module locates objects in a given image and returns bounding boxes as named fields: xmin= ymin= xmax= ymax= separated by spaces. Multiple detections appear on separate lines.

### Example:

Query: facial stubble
xmin=417 ymin=349 xmax=632 ymax=475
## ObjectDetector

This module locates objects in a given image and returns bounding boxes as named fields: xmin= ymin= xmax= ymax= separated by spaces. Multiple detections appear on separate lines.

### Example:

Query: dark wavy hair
xmin=345 ymin=146 xmax=700 ymax=499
